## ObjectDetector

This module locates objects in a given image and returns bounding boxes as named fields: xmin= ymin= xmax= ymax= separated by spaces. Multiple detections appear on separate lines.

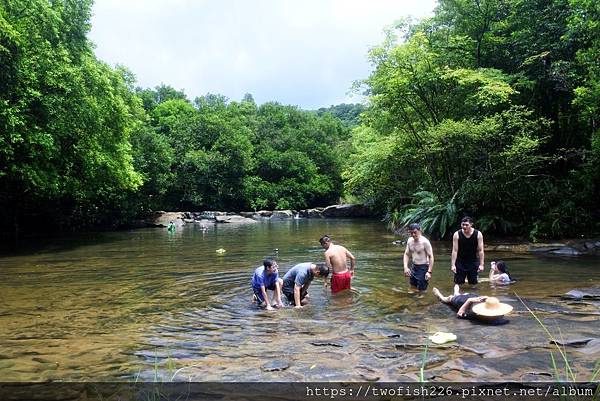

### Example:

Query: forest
xmin=1 ymin=0 xmax=598 ymax=240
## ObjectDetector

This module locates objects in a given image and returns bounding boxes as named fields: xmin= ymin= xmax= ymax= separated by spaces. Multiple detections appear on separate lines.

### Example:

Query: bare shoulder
xmin=333 ymin=244 xmax=346 ymax=251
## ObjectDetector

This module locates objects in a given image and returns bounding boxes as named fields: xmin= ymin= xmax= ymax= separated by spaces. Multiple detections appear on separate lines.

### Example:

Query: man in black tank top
xmin=451 ymin=216 xmax=485 ymax=290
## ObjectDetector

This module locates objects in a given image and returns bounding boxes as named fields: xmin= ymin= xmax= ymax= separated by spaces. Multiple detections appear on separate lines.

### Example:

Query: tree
xmin=0 ymin=0 xmax=142 ymax=232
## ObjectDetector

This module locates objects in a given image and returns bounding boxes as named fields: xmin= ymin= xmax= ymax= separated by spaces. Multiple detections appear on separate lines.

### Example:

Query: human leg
xmin=466 ymin=268 xmax=479 ymax=285
xmin=433 ymin=287 xmax=453 ymax=303
xmin=411 ymin=264 xmax=429 ymax=291
xmin=274 ymin=278 xmax=284 ymax=307
xmin=253 ymin=288 xmax=266 ymax=307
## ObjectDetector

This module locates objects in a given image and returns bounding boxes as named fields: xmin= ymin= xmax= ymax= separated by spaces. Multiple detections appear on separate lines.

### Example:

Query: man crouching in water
xmin=251 ymin=258 xmax=284 ymax=310
xmin=282 ymin=262 xmax=329 ymax=308
xmin=320 ymin=235 xmax=356 ymax=294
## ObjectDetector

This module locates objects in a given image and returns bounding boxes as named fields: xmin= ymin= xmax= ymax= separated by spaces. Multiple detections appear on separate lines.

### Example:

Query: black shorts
xmin=409 ymin=263 xmax=429 ymax=291
xmin=283 ymin=286 xmax=308 ymax=304
xmin=454 ymin=260 xmax=479 ymax=284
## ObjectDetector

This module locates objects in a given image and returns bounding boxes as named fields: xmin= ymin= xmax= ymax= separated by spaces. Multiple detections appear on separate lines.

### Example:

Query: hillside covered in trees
xmin=1 ymin=0 xmax=598 ymax=240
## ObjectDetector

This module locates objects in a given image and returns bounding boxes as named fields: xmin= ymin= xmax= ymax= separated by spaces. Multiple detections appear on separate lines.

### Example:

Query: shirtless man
xmin=403 ymin=223 xmax=434 ymax=292
xmin=319 ymin=235 xmax=356 ymax=294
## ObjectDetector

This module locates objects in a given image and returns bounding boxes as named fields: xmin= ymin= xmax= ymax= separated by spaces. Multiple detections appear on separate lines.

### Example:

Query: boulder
xmin=147 ymin=212 xmax=186 ymax=227
xmin=271 ymin=210 xmax=293 ymax=219
xmin=528 ymin=244 xmax=583 ymax=256
xmin=562 ymin=287 xmax=600 ymax=300
xmin=306 ymin=208 xmax=324 ymax=218
xmin=256 ymin=210 xmax=273 ymax=217
xmin=215 ymin=215 xmax=257 ymax=224
xmin=322 ymin=204 xmax=372 ymax=218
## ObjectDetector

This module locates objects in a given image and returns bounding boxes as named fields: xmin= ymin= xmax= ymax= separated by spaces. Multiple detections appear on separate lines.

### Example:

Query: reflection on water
xmin=1 ymin=219 xmax=599 ymax=381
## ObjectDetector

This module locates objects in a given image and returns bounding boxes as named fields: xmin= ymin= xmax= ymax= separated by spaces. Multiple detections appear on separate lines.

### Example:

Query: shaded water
xmin=1 ymin=219 xmax=599 ymax=382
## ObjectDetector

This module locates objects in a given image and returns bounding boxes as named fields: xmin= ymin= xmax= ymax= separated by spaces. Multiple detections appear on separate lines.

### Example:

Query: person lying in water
xmin=489 ymin=260 xmax=514 ymax=284
xmin=432 ymin=287 xmax=513 ymax=324
xmin=251 ymin=258 xmax=284 ymax=310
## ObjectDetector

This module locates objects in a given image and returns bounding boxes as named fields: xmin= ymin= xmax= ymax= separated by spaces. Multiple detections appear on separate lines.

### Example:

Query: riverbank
xmin=142 ymin=209 xmax=600 ymax=257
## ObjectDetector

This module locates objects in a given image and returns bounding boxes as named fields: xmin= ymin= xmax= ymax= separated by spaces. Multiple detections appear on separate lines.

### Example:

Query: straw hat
xmin=471 ymin=297 xmax=513 ymax=317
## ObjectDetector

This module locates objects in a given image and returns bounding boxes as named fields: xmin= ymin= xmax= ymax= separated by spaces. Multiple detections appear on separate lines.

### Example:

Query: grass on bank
xmin=516 ymin=293 xmax=600 ymax=400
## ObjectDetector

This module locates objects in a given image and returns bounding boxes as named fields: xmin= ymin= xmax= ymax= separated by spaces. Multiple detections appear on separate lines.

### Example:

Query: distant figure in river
xmin=282 ymin=262 xmax=329 ymax=308
xmin=403 ymin=223 xmax=434 ymax=292
xmin=489 ymin=260 xmax=513 ymax=284
xmin=251 ymin=258 xmax=284 ymax=310
xmin=320 ymin=235 xmax=356 ymax=294
xmin=432 ymin=287 xmax=512 ymax=324
xmin=167 ymin=221 xmax=176 ymax=232
xmin=451 ymin=216 xmax=484 ymax=292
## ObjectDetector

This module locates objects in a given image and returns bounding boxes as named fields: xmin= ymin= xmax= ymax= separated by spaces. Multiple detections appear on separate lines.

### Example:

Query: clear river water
xmin=1 ymin=219 xmax=599 ymax=382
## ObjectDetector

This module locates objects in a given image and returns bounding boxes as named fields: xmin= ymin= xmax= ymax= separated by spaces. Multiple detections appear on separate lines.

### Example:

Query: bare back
xmin=325 ymin=244 xmax=355 ymax=274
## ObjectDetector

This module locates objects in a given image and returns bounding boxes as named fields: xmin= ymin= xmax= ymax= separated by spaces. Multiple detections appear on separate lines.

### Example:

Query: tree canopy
xmin=346 ymin=0 xmax=600 ymax=239
xmin=1 ymin=0 xmax=598 ymax=240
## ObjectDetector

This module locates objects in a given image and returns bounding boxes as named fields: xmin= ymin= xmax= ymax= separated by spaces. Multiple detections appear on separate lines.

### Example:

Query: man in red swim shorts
xmin=319 ymin=235 xmax=356 ymax=294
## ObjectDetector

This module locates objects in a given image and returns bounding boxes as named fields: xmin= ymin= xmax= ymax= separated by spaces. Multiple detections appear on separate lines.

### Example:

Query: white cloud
xmin=89 ymin=0 xmax=437 ymax=109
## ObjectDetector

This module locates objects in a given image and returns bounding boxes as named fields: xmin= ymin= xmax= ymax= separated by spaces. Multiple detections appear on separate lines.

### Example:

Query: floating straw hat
xmin=471 ymin=296 xmax=513 ymax=317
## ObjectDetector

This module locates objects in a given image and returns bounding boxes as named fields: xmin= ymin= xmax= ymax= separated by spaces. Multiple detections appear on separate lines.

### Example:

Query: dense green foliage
xmin=1 ymin=0 xmax=598 ymax=240
xmin=0 ymin=0 xmax=349 ymax=235
xmin=346 ymin=0 xmax=600 ymax=239
xmin=316 ymin=103 xmax=365 ymax=127
xmin=0 ymin=0 xmax=143 ymax=231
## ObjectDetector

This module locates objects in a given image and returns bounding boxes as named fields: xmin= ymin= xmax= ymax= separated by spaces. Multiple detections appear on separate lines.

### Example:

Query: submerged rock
xmin=562 ymin=287 xmax=600 ymax=300
xmin=261 ymin=360 xmax=290 ymax=372
xmin=309 ymin=339 xmax=346 ymax=348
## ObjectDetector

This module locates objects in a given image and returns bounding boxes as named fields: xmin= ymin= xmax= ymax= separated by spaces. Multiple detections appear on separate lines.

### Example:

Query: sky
xmin=89 ymin=0 xmax=438 ymax=110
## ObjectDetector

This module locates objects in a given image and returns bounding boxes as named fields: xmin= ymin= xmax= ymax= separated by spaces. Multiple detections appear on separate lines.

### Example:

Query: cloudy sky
xmin=89 ymin=0 xmax=437 ymax=109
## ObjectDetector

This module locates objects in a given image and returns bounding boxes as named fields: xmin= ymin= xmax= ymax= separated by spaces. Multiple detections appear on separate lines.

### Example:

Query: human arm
xmin=294 ymin=284 xmax=302 ymax=308
xmin=260 ymin=285 xmax=273 ymax=310
xmin=425 ymin=239 xmax=434 ymax=281
xmin=489 ymin=261 xmax=496 ymax=280
xmin=451 ymin=232 xmax=458 ymax=273
xmin=403 ymin=242 xmax=411 ymax=277
xmin=324 ymin=253 xmax=333 ymax=287
xmin=345 ymin=248 xmax=356 ymax=276
xmin=477 ymin=232 xmax=485 ymax=272
xmin=457 ymin=296 xmax=486 ymax=318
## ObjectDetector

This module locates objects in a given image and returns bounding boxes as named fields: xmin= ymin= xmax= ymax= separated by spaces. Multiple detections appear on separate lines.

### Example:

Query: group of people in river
xmin=251 ymin=235 xmax=355 ymax=310
xmin=251 ymin=216 xmax=514 ymax=322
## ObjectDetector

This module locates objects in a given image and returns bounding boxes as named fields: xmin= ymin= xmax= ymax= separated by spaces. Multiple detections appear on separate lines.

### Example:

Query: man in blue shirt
xmin=252 ymin=258 xmax=284 ymax=310
xmin=282 ymin=262 xmax=329 ymax=308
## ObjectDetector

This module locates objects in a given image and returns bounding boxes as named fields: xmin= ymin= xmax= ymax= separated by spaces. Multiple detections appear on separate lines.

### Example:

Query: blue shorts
xmin=409 ymin=263 xmax=429 ymax=291
xmin=253 ymin=283 xmax=277 ymax=304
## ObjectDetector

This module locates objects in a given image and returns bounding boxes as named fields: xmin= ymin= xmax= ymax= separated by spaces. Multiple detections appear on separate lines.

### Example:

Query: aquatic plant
xmin=419 ymin=337 xmax=430 ymax=383
xmin=516 ymin=293 xmax=600 ymax=400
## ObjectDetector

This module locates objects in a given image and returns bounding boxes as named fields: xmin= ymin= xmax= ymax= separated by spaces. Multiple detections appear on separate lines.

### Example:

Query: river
xmin=1 ymin=219 xmax=598 ymax=382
